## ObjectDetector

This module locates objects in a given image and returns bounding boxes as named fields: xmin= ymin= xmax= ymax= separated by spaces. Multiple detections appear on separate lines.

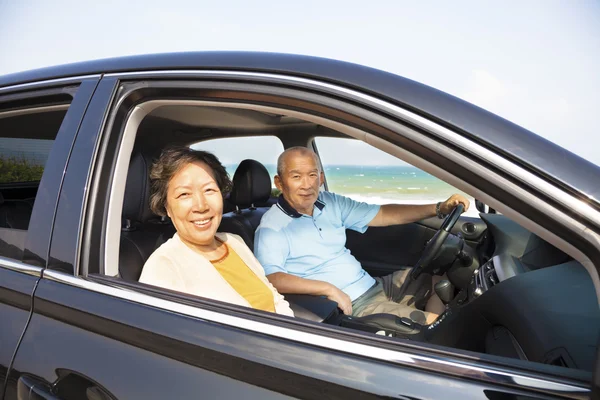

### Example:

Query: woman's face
xmin=165 ymin=161 xmax=223 ymax=251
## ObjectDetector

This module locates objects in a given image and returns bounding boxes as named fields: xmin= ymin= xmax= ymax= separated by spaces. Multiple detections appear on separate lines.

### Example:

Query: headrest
xmin=229 ymin=159 xmax=272 ymax=208
xmin=122 ymin=152 xmax=155 ymax=223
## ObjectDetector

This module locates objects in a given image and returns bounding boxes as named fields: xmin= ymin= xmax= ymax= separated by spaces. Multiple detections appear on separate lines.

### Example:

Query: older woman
xmin=139 ymin=146 xmax=293 ymax=316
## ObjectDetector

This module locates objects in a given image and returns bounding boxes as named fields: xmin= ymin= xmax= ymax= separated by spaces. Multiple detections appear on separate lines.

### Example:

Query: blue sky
xmin=1 ymin=0 xmax=599 ymax=166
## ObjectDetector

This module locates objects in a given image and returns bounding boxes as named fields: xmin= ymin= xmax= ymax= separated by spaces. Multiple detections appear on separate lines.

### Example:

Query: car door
xmin=7 ymin=58 xmax=596 ymax=399
xmin=0 ymin=77 xmax=99 ymax=400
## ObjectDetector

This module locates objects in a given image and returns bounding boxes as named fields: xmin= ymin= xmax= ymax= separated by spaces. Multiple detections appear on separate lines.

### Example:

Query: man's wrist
xmin=436 ymin=201 xmax=446 ymax=219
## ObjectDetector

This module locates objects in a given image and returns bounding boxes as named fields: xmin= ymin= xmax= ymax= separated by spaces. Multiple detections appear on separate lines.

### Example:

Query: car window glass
xmin=314 ymin=137 xmax=477 ymax=217
xmin=191 ymin=136 xmax=283 ymax=189
xmin=0 ymin=106 xmax=69 ymax=261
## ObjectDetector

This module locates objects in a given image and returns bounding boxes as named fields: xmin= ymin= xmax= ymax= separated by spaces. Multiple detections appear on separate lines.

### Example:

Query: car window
xmin=314 ymin=137 xmax=478 ymax=217
xmin=191 ymin=136 xmax=283 ymax=190
xmin=0 ymin=105 xmax=69 ymax=261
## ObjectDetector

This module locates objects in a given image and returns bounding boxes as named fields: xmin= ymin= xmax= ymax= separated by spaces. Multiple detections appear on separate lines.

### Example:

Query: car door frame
xmin=0 ymin=76 xmax=100 ymax=400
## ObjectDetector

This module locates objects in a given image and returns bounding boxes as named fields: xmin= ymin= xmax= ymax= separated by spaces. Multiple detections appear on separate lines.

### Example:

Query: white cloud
xmin=462 ymin=69 xmax=508 ymax=108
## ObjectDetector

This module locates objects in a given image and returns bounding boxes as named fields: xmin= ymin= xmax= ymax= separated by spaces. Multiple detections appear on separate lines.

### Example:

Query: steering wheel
xmin=411 ymin=203 xmax=464 ymax=280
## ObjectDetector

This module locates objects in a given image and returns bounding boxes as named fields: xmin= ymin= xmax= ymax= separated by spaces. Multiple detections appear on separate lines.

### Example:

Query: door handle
xmin=17 ymin=375 xmax=61 ymax=400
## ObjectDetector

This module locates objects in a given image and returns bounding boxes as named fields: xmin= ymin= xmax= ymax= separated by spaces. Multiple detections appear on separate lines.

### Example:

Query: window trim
xmin=0 ymin=104 xmax=69 ymax=119
xmin=0 ymin=255 xmax=42 ymax=277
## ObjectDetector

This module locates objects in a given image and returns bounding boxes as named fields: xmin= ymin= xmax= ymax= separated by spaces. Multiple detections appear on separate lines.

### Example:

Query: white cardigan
xmin=139 ymin=232 xmax=294 ymax=317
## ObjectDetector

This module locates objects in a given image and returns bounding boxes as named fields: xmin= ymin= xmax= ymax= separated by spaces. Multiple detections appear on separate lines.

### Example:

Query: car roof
xmin=1 ymin=51 xmax=599 ymax=206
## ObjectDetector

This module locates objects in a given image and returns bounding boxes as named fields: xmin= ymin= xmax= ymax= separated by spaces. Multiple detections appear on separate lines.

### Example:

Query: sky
xmin=0 ymin=0 xmax=599 ymax=166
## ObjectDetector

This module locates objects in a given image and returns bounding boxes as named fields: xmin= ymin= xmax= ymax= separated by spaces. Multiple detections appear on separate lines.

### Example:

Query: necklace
xmin=209 ymin=237 xmax=229 ymax=264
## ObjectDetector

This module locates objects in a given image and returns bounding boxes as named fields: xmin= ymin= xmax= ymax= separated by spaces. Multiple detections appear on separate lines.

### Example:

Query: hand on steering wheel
xmin=411 ymin=203 xmax=464 ymax=280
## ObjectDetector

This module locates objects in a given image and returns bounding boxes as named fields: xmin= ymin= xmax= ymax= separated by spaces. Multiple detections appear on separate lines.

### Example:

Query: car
xmin=1 ymin=51 xmax=599 ymax=400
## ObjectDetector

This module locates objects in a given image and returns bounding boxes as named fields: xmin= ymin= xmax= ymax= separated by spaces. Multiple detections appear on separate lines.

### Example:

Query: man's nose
xmin=300 ymin=176 xmax=312 ymax=188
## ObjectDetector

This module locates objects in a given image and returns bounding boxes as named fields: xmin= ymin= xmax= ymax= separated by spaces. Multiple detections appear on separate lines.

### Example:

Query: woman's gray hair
xmin=149 ymin=146 xmax=232 ymax=217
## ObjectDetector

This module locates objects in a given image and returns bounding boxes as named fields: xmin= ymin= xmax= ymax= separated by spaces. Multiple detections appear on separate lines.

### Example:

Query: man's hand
xmin=325 ymin=284 xmax=352 ymax=315
xmin=440 ymin=194 xmax=470 ymax=215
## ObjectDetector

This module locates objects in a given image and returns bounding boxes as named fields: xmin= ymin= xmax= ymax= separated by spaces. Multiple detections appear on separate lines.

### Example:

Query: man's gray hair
xmin=276 ymin=146 xmax=321 ymax=176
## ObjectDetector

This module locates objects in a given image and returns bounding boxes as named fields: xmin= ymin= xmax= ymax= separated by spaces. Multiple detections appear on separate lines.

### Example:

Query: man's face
xmin=275 ymin=152 xmax=324 ymax=216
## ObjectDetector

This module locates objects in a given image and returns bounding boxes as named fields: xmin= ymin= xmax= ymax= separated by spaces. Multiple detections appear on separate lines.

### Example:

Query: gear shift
xmin=434 ymin=280 xmax=454 ymax=306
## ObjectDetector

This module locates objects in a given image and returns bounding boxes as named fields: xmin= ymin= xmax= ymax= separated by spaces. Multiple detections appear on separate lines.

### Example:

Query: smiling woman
xmin=138 ymin=146 xmax=294 ymax=316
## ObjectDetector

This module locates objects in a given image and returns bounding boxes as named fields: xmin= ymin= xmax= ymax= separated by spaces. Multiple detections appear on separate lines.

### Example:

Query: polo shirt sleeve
xmin=331 ymin=192 xmax=380 ymax=233
xmin=254 ymin=227 xmax=290 ymax=276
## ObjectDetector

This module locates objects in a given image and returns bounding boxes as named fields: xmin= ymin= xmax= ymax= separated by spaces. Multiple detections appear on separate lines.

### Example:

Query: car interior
xmin=1 ymin=102 xmax=598 ymax=376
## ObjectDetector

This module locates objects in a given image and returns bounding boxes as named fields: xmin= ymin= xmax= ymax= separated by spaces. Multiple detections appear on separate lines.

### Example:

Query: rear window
xmin=0 ymin=137 xmax=53 ymax=183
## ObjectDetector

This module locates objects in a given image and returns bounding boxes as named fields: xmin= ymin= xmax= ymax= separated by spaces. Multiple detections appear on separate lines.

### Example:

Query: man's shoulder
xmin=256 ymin=203 xmax=291 ymax=232
xmin=319 ymin=191 xmax=354 ymax=209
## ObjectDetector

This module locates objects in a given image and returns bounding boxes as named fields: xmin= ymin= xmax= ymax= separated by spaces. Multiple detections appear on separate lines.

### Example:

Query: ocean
xmin=226 ymin=164 xmax=478 ymax=217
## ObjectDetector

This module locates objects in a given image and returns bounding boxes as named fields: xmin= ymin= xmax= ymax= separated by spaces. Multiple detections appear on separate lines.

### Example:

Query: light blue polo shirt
xmin=254 ymin=191 xmax=380 ymax=301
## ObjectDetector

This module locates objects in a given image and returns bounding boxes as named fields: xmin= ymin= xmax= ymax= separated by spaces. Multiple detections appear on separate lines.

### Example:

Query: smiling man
xmin=254 ymin=147 xmax=469 ymax=324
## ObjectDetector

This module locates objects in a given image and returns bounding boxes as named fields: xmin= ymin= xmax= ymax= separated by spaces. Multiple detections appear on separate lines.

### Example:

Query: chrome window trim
xmin=0 ymin=74 xmax=100 ymax=94
xmin=0 ymin=256 xmax=42 ymax=277
xmin=43 ymin=269 xmax=589 ymax=397
xmin=0 ymin=104 xmax=70 ymax=119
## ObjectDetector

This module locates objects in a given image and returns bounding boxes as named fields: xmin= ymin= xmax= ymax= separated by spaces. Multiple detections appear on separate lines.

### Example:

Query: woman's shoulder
xmin=144 ymin=235 xmax=181 ymax=265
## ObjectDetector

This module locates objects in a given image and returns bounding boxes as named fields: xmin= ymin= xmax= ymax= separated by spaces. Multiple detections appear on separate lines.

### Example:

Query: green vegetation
xmin=0 ymin=156 xmax=44 ymax=183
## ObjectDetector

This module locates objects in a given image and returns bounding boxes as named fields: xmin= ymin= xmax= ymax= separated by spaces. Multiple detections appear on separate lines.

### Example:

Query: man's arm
xmin=267 ymin=272 xmax=353 ymax=315
xmin=368 ymin=194 xmax=470 ymax=227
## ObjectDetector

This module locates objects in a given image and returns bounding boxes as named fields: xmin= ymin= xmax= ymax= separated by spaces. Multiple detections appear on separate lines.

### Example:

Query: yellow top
xmin=210 ymin=241 xmax=275 ymax=313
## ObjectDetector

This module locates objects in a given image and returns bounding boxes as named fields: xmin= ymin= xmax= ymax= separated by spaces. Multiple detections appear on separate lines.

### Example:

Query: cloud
xmin=462 ymin=69 xmax=509 ymax=110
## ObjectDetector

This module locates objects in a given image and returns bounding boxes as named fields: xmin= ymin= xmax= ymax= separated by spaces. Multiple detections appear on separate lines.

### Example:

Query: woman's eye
xmin=176 ymin=192 xmax=189 ymax=199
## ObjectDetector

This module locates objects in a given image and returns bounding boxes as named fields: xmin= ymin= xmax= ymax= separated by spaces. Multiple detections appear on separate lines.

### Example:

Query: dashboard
xmin=436 ymin=213 xmax=600 ymax=371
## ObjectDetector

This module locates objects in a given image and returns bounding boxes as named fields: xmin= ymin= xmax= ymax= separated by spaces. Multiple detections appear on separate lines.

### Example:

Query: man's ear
xmin=274 ymin=175 xmax=283 ymax=191
xmin=319 ymin=171 xmax=325 ymax=187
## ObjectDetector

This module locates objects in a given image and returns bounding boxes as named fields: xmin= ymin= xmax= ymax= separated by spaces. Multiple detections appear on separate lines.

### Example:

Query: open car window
xmin=314 ymin=137 xmax=478 ymax=218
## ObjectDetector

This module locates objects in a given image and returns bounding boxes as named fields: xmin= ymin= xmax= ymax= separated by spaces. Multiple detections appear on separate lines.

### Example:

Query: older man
xmin=254 ymin=147 xmax=469 ymax=324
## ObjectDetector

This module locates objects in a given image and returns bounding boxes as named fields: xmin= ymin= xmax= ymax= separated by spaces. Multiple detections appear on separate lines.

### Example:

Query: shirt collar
xmin=277 ymin=194 xmax=326 ymax=218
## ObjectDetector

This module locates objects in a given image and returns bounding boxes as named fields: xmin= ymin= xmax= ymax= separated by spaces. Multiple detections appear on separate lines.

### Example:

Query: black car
xmin=1 ymin=52 xmax=599 ymax=400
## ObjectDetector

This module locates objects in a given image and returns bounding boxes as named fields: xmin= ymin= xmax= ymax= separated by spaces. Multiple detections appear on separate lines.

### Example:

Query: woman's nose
xmin=191 ymin=192 xmax=209 ymax=211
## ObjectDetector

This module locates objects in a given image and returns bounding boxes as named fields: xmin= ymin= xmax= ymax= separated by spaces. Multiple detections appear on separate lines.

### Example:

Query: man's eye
xmin=292 ymin=175 xmax=300 ymax=179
